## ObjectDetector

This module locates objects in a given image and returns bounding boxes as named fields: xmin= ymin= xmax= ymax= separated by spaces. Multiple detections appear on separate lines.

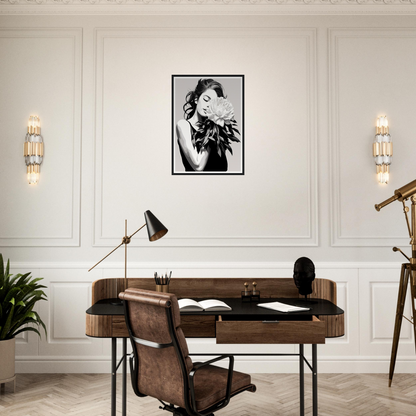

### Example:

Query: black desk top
xmin=87 ymin=298 xmax=343 ymax=318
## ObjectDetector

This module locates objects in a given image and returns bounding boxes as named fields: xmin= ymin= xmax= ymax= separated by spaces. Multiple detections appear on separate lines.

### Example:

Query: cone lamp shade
xmin=145 ymin=210 xmax=168 ymax=242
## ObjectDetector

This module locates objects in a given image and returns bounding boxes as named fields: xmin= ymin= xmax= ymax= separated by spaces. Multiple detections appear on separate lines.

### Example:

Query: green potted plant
xmin=0 ymin=253 xmax=47 ymax=386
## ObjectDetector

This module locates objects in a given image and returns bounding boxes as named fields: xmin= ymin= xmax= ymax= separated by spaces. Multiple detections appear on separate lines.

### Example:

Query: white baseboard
xmin=15 ymin=360 xmax=112 ymax=374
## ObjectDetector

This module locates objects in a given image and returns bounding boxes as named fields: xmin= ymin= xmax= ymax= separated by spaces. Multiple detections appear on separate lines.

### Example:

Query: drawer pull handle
xmin=262 ymin=320 xmax=280 ymax=323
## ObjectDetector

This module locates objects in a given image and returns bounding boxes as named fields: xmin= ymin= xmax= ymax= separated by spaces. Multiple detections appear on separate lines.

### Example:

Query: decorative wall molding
xmin=1 ymin=0 xmax=416 ymax=6
xmin=93 ymin=28 xmax=318 ymax=248
xmin=3 ymin=1 xmax=416 ymax=17
xmin=50 ymin=282 xmax=91 ymax=342
xmin=329 ymin=28 xmax=416 ymax=247
xmin=0 ymin=29 xmax=82 ymax=247
xmin=8 ymin=260 xmax=406 ymax=270
xmin=358 ymin=268 xmax=415 ymax=358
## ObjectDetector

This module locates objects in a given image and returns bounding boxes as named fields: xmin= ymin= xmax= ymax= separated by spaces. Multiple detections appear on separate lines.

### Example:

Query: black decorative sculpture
xmin=293 ymin=257 xmax=316 ymax=297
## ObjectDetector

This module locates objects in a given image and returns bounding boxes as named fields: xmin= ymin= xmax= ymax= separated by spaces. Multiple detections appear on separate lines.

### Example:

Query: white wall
xmin=1 ymin=7 xmax=416 ymax=373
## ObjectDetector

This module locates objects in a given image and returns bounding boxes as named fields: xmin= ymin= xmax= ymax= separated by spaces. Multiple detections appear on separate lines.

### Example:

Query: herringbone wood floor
xmin=1 ymin=373 xmax=416 ymax=415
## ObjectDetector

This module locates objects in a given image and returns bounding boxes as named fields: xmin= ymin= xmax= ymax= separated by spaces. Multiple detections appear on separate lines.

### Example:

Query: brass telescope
xmin=375 ymin=178 xmax=416 ymax=387
xmin=375 ymin=178 xmax=416 ymax=261
xmin=375 ymin=178 xmax=416 ymax=211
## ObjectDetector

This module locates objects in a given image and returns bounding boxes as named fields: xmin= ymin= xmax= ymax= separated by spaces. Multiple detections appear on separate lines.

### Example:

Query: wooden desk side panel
xmin=309 ymin=279 xmax=337 ymax=304
xmin=318 ymin=314 xmax=345 ymax=338
xmin=86 ymin=314 xmax=112 ymax=337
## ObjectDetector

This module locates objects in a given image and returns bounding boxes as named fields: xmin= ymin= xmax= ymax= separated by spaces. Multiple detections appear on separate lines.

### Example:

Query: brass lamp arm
xmin=128 ymin=223 xmax=146 ymax=240
xmin=88 ymin=223 xmax=147 ymax=273
xmin=88 ymin=240 xmax=125 ymax=272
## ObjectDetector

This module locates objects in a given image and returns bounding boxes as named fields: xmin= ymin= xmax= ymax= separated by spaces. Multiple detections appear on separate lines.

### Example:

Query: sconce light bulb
xmin=27 ymin=171 xmax=39 ymax=185
xmin=377 ymin=171 xmax=389 ymax=185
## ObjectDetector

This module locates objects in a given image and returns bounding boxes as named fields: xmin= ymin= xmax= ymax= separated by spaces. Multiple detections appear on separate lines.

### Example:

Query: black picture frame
xmin=172 ymin=75 xmax=245 ymax=175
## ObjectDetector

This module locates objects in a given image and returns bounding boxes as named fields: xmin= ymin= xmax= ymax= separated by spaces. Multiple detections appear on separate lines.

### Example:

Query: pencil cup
xmin=156 ymin=285 xmax=169 ymax=293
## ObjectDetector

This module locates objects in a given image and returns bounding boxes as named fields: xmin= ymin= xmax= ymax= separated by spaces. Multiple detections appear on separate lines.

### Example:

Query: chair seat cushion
xmin=192 ymin=364 xmax=254 ymax=412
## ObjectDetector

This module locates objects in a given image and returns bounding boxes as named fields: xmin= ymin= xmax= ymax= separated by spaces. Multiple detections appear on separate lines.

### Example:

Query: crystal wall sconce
xmin=373 ymin=115 xmax=392 ymax=184
xmin=24 ymin=116 xmax=44 ymax=185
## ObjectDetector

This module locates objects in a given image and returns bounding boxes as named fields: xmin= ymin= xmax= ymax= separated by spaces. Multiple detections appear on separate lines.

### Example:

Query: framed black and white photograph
xmin=172 ymin=75 xmax=244 ymax=175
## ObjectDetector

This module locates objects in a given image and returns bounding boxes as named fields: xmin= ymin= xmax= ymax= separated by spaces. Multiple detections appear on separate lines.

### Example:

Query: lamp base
xmin=108 ymin=298 xmax=123 ymax=306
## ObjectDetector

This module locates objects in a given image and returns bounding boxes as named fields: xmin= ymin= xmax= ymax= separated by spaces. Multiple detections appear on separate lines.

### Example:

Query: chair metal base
xmin=159 ymin=402 xmax=214 ymax=416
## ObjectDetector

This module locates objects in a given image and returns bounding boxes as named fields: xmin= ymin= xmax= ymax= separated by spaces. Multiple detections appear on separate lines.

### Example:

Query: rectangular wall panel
xmin=359 ymin=268 xmax=415 ymax=358
xmin=0 ymin=29 xmax=82 ymax=247
xmin=51 ymin=283 xmax=91 ymax=341
xmin=371 ymin=283 xmax=413 ymax=341
xmin=37 ymin=268 xmax=105 ymax=359
xmin=94 ymin=28 xmax=318 ymax=247
xmin=329 ymin=29 xmax=416 ymax=247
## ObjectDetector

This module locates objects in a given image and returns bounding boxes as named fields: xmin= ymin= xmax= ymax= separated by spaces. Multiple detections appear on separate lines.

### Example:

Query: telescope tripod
xmin=388 ymin=262 xmax=416 ymax=387
xmin=376 ymin=182 xmax=416 ymax=386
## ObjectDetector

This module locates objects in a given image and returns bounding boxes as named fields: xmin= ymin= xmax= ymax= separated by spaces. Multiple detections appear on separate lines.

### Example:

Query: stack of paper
xmin=257 ymin=301 xmax=310 ymax=313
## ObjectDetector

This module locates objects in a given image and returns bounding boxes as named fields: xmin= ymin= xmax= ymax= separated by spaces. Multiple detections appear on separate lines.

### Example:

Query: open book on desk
xmin=257 ymin=301 xmax=310 ymax=313
xmin=178 ymin=299 xmax=232 ymax=312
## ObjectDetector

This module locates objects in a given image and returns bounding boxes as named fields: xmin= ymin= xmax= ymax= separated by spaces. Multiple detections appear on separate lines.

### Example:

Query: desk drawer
xmin=216 ymin=316 xmax=325 ymax=344
xmin=181 ymin=315 xmax=216 ymax=338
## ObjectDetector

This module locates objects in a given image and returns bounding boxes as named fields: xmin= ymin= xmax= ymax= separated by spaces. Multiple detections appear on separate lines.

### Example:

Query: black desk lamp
xmin=88 ymin=210 xmax=168 ymax=301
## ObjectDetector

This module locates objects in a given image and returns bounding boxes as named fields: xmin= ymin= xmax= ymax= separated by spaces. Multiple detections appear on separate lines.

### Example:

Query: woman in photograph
xmin=176 ymin=78 xmax=240 ymax=172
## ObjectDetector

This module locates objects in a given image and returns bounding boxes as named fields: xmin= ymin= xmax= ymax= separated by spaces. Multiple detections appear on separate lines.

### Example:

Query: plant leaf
xmin=0 ymin=254 xmax=4 ymax=286
xmin=0 ymin=256 xmax=48 ymax=340
xmin=12 ymin=326 xmax=42 ymax=338
xmin=0 ymin=300 xmax=15 ymax=339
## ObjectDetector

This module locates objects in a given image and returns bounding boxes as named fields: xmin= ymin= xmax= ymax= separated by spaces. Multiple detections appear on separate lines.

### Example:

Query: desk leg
xmin=122 ymin=338 xmax=127 ymax=416
xmin=299 ymin=344 xmax=304 ymax=416
xmin=111 ymin=338 xmax=117 ymax=416
xmin=312 ymin=344 xmax=318 ymax=416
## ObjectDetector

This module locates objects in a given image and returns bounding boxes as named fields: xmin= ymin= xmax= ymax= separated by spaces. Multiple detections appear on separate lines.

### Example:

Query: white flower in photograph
xmin=205 ymin=97 xmax=235 ymax=127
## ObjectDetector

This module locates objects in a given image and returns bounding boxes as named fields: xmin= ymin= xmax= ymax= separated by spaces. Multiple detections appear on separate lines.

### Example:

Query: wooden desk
xmin=86 ymin=278 xmax=344 ymax=416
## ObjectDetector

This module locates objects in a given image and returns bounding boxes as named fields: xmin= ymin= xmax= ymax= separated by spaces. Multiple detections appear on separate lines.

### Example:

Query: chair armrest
xmin=191 ymin=354 xmax=234 ymax=371
xmin=188 ymin=355 xmax=234 ymax=415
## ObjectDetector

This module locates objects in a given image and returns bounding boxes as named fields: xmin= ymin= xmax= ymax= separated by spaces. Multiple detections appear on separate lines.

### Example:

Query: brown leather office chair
xmin=119 ymin=288 xmax=256 ymax=416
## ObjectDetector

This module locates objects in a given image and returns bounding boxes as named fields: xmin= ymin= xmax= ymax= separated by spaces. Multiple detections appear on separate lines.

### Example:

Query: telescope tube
xmin=375 ymin=179 xmax=416 ymax=211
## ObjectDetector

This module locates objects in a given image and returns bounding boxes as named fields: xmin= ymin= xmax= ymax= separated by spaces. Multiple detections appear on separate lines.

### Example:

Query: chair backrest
xmin=119 ymin=288 xmax=193 ymax=409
